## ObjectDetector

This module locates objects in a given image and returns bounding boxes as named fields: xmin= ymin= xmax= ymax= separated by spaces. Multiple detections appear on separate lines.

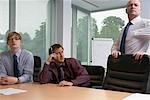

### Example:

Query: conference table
xmin=0 ymin=83 xmax=131 ymax=100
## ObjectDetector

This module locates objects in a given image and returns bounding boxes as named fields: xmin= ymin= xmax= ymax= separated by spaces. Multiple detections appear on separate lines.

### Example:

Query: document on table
xmin=0 ymin=88 xmax=27 ymax=95
xmin=123 ymin=93 xmax=150 ymax=100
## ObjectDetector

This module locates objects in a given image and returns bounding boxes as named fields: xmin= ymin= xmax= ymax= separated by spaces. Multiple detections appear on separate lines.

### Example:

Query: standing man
xmin=39 ymin=44 xmax=90 ymax=87
xmin=111 ymin=0 xmax=150 ymax=60
xmin=0 ymin=32 xmax=34 ymax=85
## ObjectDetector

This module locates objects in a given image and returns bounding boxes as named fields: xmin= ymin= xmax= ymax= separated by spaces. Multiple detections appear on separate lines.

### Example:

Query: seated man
xmin=39 ymin=44 xmax=90 ymax=87
xmin=0 ymin=32 xmax=34 ymax=85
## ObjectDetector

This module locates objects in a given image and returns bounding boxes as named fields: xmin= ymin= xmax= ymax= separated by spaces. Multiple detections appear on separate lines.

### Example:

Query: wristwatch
xmin=17 ymin=77 xmax=20 ymax=83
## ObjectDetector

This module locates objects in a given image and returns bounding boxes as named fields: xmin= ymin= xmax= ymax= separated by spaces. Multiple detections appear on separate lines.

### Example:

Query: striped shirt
xmin=0 ymin=49 xmax=34 ymax=83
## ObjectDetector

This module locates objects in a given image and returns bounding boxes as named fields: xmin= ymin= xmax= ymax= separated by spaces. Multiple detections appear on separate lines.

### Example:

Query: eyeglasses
xmin=8 ymin=37 xmax=20 ymax=41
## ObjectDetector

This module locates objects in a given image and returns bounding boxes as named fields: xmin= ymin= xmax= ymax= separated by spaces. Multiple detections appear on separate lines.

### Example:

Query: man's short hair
xmin=49 ymin=44 xmax=64 ymax=54
xmin=7 ymin=32 xmax=22 ymax=42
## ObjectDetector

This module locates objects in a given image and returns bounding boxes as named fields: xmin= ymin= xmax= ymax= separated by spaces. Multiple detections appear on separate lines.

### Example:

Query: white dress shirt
xmin=112 ymin=16 xmax=150 ymax=55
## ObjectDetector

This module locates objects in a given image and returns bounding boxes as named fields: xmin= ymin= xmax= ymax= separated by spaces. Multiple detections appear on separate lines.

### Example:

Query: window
xmin=76 ymin=10 xmax=89 ymax=63
xmin=0 ymin=0 xmax=9 ymax=52
xmin=91 ymin=8 xmax=128 ymax=68
xmin=16 ymin=0 xmax=48 ymax=62
xmin=72 ymin=6 xmax=90 ymax=64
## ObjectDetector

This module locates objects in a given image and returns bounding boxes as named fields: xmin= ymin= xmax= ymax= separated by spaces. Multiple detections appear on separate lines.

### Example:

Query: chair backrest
xmin=103 ymin=54 xmax=150 ymax=93
xmin=33 ymin=56 xmax=41 ymax=82
xmin=82 ymin=65 xmax=105 ymax=88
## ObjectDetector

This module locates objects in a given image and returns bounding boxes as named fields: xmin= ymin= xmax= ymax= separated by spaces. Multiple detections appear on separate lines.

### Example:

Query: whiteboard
xmin=91 ymin=38 xmax=113 ymax=68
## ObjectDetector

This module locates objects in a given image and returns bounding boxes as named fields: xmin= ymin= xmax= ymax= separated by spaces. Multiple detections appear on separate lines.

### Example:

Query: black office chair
xmin=33 ymin=56 xmax=41 ymax=82
xmin=103 ymin=54 xmax=150 ymax=93
xmin=82 ymin=65 xmax=105 ymax=88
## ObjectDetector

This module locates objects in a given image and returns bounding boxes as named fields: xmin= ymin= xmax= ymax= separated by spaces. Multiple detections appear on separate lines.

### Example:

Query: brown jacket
xmin=39 ymin=58 xmax=90 ymax=87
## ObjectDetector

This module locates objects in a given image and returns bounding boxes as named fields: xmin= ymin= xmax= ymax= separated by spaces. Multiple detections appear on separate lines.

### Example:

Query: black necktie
xmin=58 ymin=66 xmax=64 ymax=82
xmin=13 ymin=54 xmax=19 ymax=77
xmin=120 ymin=22 xmax=132 ymax=54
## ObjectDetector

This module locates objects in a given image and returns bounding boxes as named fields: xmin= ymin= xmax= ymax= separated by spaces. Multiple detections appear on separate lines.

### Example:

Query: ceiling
xmin=72 ymin=0 xmax=128 ymax=12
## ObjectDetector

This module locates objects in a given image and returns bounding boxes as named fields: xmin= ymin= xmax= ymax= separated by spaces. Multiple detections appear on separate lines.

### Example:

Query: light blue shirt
xmin=112 ymin=16 xmax=150 ymax=55
xmin=0 ymin=49 xmax=34 ymax=83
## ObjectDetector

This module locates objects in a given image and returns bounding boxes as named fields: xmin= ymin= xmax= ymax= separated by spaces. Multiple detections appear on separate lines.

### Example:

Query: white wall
xmin=48 ymin=0 xmax=72 ymax=57
xmin=141 ymin=0 xmax=150 ymax=19
xmin=63 ymin=0 xmax=72 ymax=58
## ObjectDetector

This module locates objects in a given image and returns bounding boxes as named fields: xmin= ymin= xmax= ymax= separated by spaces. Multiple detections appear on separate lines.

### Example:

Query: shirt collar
xmin=55 ymin=59 xmax=66 ymax=69
xmin=130 ymin=16 xmax=141 ymax=25
xmin=15 ymin=48 xmax=21 ymax=57
xmin=10 ymin=48 xmax=22 ymax=57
